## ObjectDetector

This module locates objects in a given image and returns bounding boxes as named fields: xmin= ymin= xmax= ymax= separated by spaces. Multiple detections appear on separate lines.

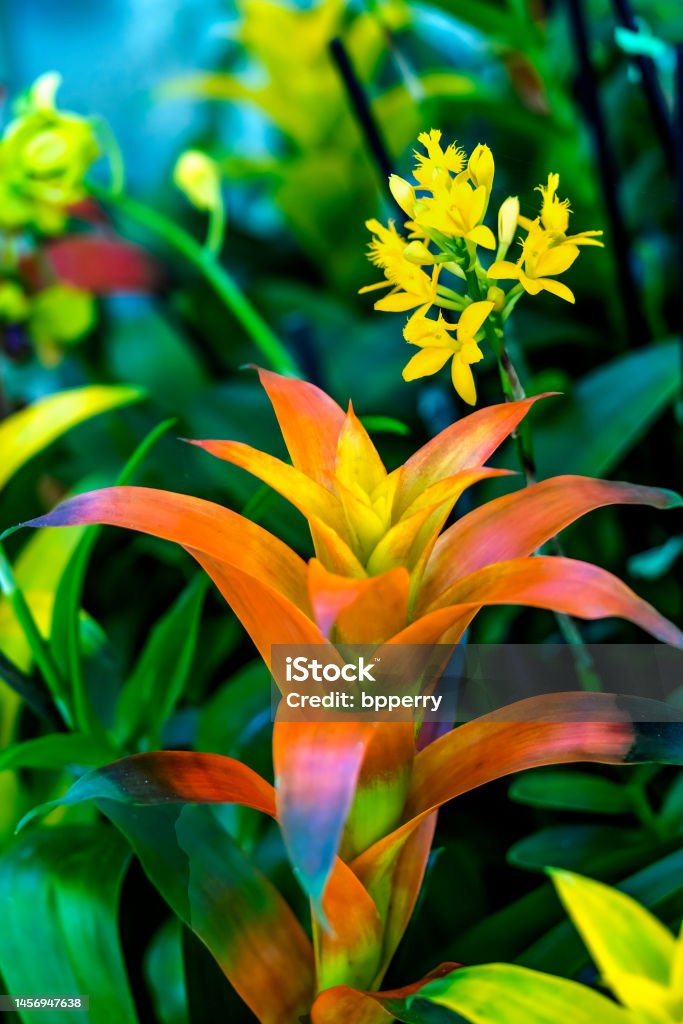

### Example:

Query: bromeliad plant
xmin=362 ymin=130 xmax=603 ymax=405
xmin=14 ymin=369 xmax=683 ymax=1022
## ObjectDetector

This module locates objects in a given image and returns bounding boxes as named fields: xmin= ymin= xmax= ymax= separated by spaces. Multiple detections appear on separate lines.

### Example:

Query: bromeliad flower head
xmin=402 ymin=302 xmax=494 ymax=406
xmin=0 ymin=72 xmax=100 ymax=234
xmin=363 ymin=132 xmax=604 ymax=400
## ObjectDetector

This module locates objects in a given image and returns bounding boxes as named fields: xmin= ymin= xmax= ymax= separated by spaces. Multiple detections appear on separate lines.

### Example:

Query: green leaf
xmin=197 ymin=660 xmax=271 ymax=757
xmin=404 ymin=963 xmax=631 ymax=1024
xmin=509 ymin=771 xmax=632 ymax=814
xmin=0 ymin=733 xmax=115 ymax=772
xmin=116 ymin=573 xmax=209 ymax=745
xmin=0 ymin=384 xmax=142 ymax=490
xmin=628 ymin=536 xmax=683 ymax=581
xmin=106 ymin=302 xmax=207 ymax=412
xmin=360 ymin=415 xmax=411 ymax=436
xmin=0 ymin=527 xmax=85 ymax=674
xmin=144 ymin=918 xmax=189 ymax=1024
xmin=508 ymin=825 xmax=654 ymax=874
xmin=535 ymin=341 xmax=681 ymax=477
xmin=50 ymin=418 xmax=176 ymax=737
xmin=550 ymin=869 xmax=676 ymax=1009
xmin=0 ymin=651 xmax=61 ymax=726
xmin=0 ymin=825 xmax=138 ymax=1024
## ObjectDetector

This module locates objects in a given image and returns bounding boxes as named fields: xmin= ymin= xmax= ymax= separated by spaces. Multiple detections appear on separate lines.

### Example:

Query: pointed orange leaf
xmin=316 ymin=858 xmax=383 ymax=991
xmin=307 ymin=560 xmax=410 ymax=643
xmin=421 ymin=476 xmax=681 ymax=610
xmin=24 ymin=487 xmax=309 ymax=611
xmin=273 ymin=718 xmax=381 ymax=908
xmin=429 ymin=556 xmax=683 ymax=646
xmin=187 ymin=438 xmax=348 ymax=536
xmin=395 ymin=395 xmax=547 ymax=516
xmin=311 ymin=963 xmax=460 ymax=1023
xmin=258 ymin=368 xmax=345 ymax=481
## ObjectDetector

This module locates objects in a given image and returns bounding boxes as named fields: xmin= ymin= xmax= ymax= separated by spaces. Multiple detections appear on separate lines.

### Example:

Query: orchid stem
xmin=205 ymin=196 xmax=226 ymax=257
xmin=88 ymin=183 xmax=300 ymax=376
xmin=465 ymin=267 xmax=603 ymax=691
xmin=0 ymin=542 xmax=73 ymax=727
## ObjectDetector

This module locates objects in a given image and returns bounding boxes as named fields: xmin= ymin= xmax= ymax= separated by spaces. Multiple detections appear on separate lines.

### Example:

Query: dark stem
xmin=675 ymin=46 xmax=683 ymax=372
xmin=610 ymin=0 xmax=675 ymax=172
xmin=565 ymin=0 xmax=650 ymax=347
xmin=329 ymin=36 xmax=394 ymax=189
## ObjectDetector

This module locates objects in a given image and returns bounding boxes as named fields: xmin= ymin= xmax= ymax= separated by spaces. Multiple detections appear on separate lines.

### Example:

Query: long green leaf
xmin=116 ymin=573 xmax=209 ymax=745
xmin=509 ymin=771 xmax=632 ymax=814
xmin=50 ymin=418 xmax=176 ymax=736
xmin=0 ymin=733 xmax=116 ymax=772
xmin=535 ymin=341 xmax=680 ymax=477
xmin=0 ymin=825 xmax=138 ymax=1024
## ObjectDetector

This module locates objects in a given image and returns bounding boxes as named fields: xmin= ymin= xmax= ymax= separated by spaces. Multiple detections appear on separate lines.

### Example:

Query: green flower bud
xmin=30 ymin=284 xmax=96 ymax=345
xmin=0 ymin=281 xmax=30 ymax=321
xmin=173 ymin=150 xmax=222 ymax=212
xmin=0 ymin=74 xmax=99 ymax=231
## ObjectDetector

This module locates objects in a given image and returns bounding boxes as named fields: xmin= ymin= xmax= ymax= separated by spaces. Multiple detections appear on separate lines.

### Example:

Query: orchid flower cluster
xmin=361 ymin=130 xmax=603 ymax=405
xmin=0 ymin=74 xmax=99 ymax=364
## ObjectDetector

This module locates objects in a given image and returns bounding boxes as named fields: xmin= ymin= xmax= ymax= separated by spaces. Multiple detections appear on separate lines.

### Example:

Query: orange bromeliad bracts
xmin=22 ymin=369 xmax=683 ymax=1023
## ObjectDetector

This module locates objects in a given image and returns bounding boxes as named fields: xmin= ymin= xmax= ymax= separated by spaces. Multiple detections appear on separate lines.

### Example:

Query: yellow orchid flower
xmin=415 ymin=181 xmax=497 ymax=250
xmin=360 ymin=218 xmax=440 ymax=314
xmin=413 ymin=128 xmax=465 ymax=190
xmin=488 ymin=221 xmax=579 ymax=303
xmin=402 ymin=300 xmax=494 ymax=405
xmin=539 ymin=173 xmax=604 ymax=246
xmin=520 ymin=173 xmax=604 ymax=247
xmin=364 ymin=136 xmax=604 ymax=400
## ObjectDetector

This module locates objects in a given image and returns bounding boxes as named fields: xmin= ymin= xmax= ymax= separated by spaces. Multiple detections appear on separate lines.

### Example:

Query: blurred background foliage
xmin=0 ymin=0 xmax=682 ymax=1020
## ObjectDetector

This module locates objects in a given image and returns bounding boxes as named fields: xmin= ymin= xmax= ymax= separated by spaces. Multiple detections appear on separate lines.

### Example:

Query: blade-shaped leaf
xmin=534 ymin=341 xmax=681 ymax=477
xmin=509 ymin=771 xmax=633 ymax=814
xmin=0 ymin=824 xmax=138 ymax=1024
xmin=103 ymin=801 xmax=314 ymax=1024
xmin=403 ymin=963 xmax=632 ymax=1023
xmin=310 ymin=964 xmax=459 ymax=1024
xmin=18 ymin=750 xmax=276 ymax=829
xmin=116 ymin=573 xmax=209 ymax=745
xmin=0 ymin=384 xmax=142 ymax=490
xmin=550 ymin=869 xmax=676 ymax=1009
xmin=0 ymin=732 xmax=116 ymax=771
xmin=422 ymin=476 xmax=680 ymax=609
